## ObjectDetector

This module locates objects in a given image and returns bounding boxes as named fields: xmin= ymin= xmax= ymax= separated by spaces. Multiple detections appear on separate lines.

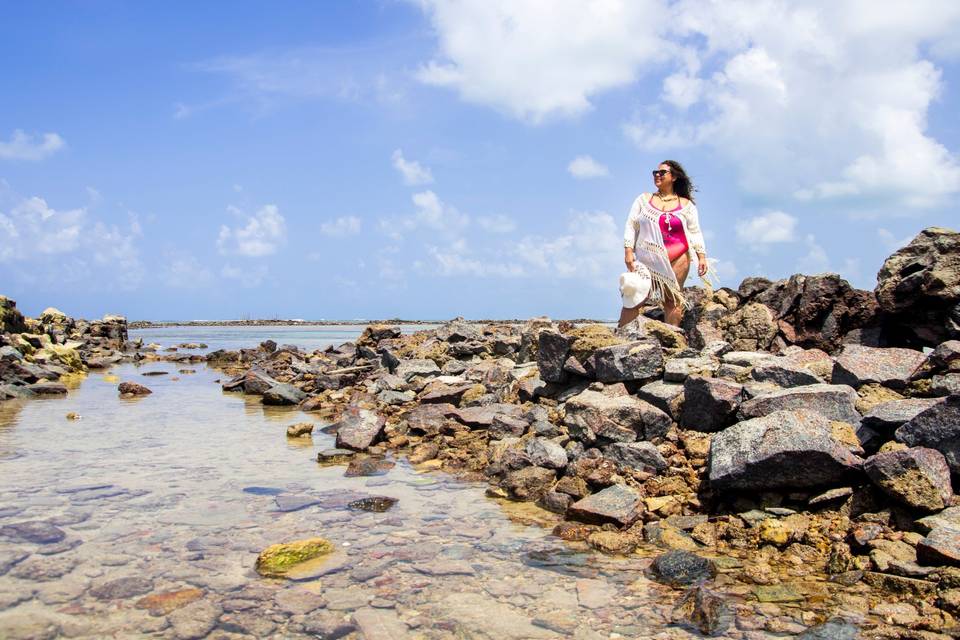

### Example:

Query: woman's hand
xmin=624 ymin=248 xmax=636 ymax=272
xmin=697 ymin=253 xmax=708 ymax=277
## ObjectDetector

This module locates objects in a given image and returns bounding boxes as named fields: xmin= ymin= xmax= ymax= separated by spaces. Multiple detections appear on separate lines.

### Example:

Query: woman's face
xmin=653 ymin=163 xmax=674 ymax=192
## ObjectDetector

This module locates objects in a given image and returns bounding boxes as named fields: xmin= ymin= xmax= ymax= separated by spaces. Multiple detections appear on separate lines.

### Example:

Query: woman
xmin=619 ymin=160 xmax=710 ymax=327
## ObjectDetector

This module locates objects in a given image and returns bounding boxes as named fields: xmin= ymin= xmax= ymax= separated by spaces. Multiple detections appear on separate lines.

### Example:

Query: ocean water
xmin=130 ymin=324 xmax=438 ymax=354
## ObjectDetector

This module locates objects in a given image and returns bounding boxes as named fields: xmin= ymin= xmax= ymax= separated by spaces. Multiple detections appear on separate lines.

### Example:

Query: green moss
xmin=255 ymin=538 xmax=334 ymax=577
xmin=567 ymin=324 xmax=625 ymax=361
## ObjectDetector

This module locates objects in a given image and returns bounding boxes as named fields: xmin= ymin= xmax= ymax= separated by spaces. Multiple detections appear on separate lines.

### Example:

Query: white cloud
xmin=0 ymin=193 xmax=143 ymax=289
xmin=0 ymin=130 xmax=66 ymax=161
xmin=319 ymin=215 xmax=362 ymax=237
xmin=476 ymin=214 xmax=516 ymax=234
xmin=567 ymin=155 xmax=609 ymax=179
xmin=391 ymin=149 xmax=434 ymax=185
xmin=711 ymin=258 xmax=739 ymax=284
xmin=378 ymin=190 xmax=469 ymax=240
xmin=414 ymin=1 xmax=960 ymax=209
xmin=217 ymin=204 xmax=286 ymax=257
xmin=415 ymin=0 xmax=668 ymax=122
xmin=735 ymin=211 xmax=798 ymax=246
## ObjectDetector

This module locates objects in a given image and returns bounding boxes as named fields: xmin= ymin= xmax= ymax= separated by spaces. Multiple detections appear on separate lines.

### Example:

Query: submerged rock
xmin=347 ymin=496 xmax=398 ymax=512
xmin=651 ymin=550 xmax=717 ymax=586
xmin=89 ymin=576 xmax=154 ymax=600
xmin=671 ymin=585 xmax=731 ymax=636
xmin=0 ymin=521 xmax=66 ymax=544
xmin=118 ymin=382 xmax=151 ymax=396
xmin=255 ymin=538 xmax=334 ymax=577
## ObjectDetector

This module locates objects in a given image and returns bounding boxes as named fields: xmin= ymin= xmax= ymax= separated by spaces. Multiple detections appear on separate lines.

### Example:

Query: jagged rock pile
xmin=0 ymin=297 xmax=131 ymax=400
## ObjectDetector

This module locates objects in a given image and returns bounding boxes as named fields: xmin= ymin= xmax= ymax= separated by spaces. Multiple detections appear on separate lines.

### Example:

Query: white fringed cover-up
xmin=622 ymin=193 xmax=711 ymax=307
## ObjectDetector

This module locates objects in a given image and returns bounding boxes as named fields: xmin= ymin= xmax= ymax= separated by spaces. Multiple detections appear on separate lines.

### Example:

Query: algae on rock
xmin=255 ymin=538 xmax=334 ymax=577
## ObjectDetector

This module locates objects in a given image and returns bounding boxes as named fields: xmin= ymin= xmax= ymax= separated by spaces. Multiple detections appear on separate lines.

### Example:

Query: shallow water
xmin=0 ymin=359 xmax=726 ymax=640
xmin=130 ymin=324 xmax=439 ymax=354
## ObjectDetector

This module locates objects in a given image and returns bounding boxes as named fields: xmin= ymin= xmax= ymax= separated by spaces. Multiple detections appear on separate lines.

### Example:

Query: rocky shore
xmin=2 ymin=225 xmax=959 ymax=637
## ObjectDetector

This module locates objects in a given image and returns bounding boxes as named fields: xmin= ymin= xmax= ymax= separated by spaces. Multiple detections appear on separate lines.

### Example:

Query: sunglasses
xmin=652 ymin=169 xmax=671 ymax=178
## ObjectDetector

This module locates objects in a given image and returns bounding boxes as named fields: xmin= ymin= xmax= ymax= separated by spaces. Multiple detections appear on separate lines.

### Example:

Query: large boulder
xmin=334 ymin=409 xmax=387 ymax=451
xmin=262 ymin=384 xmax=307 ymax=406
xmin=603 ymin=441 xmax=668 ymax=472
xmin=592 ymin=341 xmax=664 ymax=383
xmin=0 ymin=296 xmax=27 ymax=334
xmin=832 ymin=345 xmax=927 ymax=389
xmin=680 ymin=376 xmax=744 ymax=432
xmin=564 ymin=389 xmax=671 ymax=444
xmin=718 ymin=303 xmax=777 ymax=352
xmin=754 ymin=274 xmax=878 ymax=353
xmin=738 ymin=384 xmax=860 ymax=425
xmin=708 ymin=410 xmax=864 ymax=490
xmin=864 ymin=447 xmax=953 ymax=512
xmin=895 ymin=396 xmax=960 ymax=474
xmin=861 ymin=398 xmax=945 ymax=432
xmin=876 ymin=227 xmax=960 ymax=348
xmin=536 ymin=330 xmax=572 ymax=383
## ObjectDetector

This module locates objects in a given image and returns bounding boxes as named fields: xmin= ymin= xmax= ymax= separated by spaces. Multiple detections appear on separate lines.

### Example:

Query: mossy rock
xmin=459 ymin=384 xmax=487 ymax=405
xmin=641 ymin=319 xmax=688 ymax=353
xmin=255 ymin=538 xmax=334 ymax=577
xmin=413 ymin=340 xmax=450 ymax=366
xmin=567 ymin=324 xmax=626 ymax=362
xmin=855 ymin=383 xmax=905 ymax=413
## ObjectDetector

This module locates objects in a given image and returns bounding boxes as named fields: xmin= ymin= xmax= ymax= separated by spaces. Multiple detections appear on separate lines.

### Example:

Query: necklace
xmin=657 ymin=192 xmax=678 ymax=201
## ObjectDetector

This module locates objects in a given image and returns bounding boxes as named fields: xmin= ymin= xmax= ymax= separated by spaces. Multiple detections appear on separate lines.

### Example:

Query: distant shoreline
xmin=129 ymin=318 xmax=612 ymax=329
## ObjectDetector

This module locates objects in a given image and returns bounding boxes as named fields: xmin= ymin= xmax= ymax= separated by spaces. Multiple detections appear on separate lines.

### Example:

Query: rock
xmin=636 ymin=380 xmax=684 ymax=418
xmin=864 ymin=447 xmax=953 ymax=512
xmin=525 ymin=438 xmax=568 ymax=469
xmin=348 ymin=496 xmax=398 ymax=512
xmin=28 ymin=382 xmax=67 ymax=395
xmin=832 ymin=345 xmax=927 ymax=389
xmin=754 ymin=584 xmax=804 ymax=602
xmin=738 ymin=383 xmax=860 ymax=424
xmin=861 ymin=398 xmax=945 ymax=432
xmin=564 ymin=389 xmax=670 ymax=443
xmin=671 ymin=585 xmax=731 ymax=636
xmin=262 ymin=383 xmax=307 ymax=405
xmin=89 ymin=576 xmax=154 ymax=600
xmin=895 ymin=396 xmax=960 ymax=474
xmin=875 ymin=227 xmax=960 ymax=347
xmin=317 ymin=448 xmax=355 ymax=465
xmin=434 ymin=592 xmax=554 ymax=639
xmin=918 ymin=527 xmax=960 ymax=567
xmin=168 ymin=599 xmax=222 ymax=640
xmin=664 ymin=356 xmax=718 ymax=383
xmin=0 ymin=296 xmax=27 ymax=334
xmin=603 ymin=441 xmax=668 ymax=472
xmin=453 ymin=403 xmax=523 ymax=428
xmin=651 ymin=550 xmax=716 ymax=586
xmin=394 ymin=358 xmax=441 ymax=381
xmin=796 ymin=619 xmax=859 ymax=640
xmin=0 ymin=521 xmax=66 ymax=544
xmin=118 ymin=382 xmax=151 ymax=396
xmin=351 ymin=608 xmax=409 ymax=640
xmin=402 ymin=403 xmax=458 ymax=435
xmin=255 ymin=538 xmax=334 ymax=577
xmin=593 ymin=341 xmax=664 ymax=383
xmin=719 ymin=302 xmax=778 ymax=351
xmin=709 ymin=410 xmax=863 ymax=490
xmin=567 ymin=484 xmax=644 ymax=527
xmin=377 ymin=390 xmax=414 ymax=405
xmin=917 ymin=507 xmax=960 ymax=534
xmin=489 ymin=414 xmax=529 ymax=439
xmin=335 ymin=410 xmax=386 ymax=451
xmin=751 ymin=360 xmax=824 ymax=387
xmin=286 ymin=422 xmax=314 ymax=438
xmin=680 ymin=376 xmax=744 ymax=432
xmin=587 ymin=530 xmax=637 ymax=554
xmin=274 ymin=494 xmax=321 ymax=512
xmin=536 ymin=330 xmax=571 ymax=383
xmin=135 ymin=588 xmax=204 ymax=615
xmin=418 ymin=381 xmax=476 ymax=405
xmin=408 ymin=442 xmax=439 ymax=464
xmin=344 ymin=458 xmax=394 ymax=477
xmin=502 ymin=466 xmax=556 ymax=500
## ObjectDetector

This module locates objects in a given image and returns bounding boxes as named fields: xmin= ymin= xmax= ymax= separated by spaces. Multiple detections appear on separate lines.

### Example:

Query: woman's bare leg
xmin=618 ymin=304 xmax=642 ymax=328
xmin=663 ymin=253 xmax=691 ymax=326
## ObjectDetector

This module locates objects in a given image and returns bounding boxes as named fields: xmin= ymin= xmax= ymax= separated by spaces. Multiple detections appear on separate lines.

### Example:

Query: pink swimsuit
xmin=651 ymin=197 xmax=689 ymax=262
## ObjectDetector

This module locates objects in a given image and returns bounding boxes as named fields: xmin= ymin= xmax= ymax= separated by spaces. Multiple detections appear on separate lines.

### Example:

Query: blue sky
xmin=2 ymin=1 xmax=959 ymax=321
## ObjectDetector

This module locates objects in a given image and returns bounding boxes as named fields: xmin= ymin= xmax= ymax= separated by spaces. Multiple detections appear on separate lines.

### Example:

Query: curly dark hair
xmin=661 ymin=160 xmax=696 ymax=203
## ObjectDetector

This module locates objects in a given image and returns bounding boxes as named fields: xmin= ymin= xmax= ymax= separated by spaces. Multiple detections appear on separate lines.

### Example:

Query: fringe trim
xmin=649 ymin=270 xmax=688 ymax=309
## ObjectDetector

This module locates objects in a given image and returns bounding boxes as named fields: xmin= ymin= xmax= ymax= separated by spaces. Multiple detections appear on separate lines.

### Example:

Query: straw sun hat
xmin=620 ymin=264 xmax=652 ymax=309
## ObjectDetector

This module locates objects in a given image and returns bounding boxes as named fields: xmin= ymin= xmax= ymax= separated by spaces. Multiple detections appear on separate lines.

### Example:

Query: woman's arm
xmin=623 ymin=196 xmax=642 ymax=272
xmin=683 ymin=203 xmax=709 ymax=277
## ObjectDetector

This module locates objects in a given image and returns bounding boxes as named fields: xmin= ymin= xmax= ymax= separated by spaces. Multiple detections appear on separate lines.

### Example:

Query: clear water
xmin=0 ymin=359 xmax=710 ymax=640
xmin=130 ymin=324 xmax=438 ymax=354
